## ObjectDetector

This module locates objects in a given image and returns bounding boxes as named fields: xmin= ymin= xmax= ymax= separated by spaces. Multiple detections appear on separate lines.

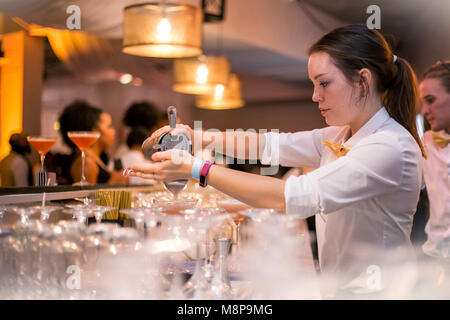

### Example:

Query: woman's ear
xmin=358 ymin=68 xmax=372 ymax=98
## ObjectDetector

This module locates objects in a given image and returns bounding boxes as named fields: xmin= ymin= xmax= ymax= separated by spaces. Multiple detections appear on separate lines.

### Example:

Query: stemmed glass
xmin=121 ymin=208 xmax=153 ymax=238
xmin=64 ymin=204 xmax=93 ymax=225
xmin=29 ymin=205 xmax=61 ymax=223
xmin=217 ymin=198 xmax=251 ymax=271
xmin=10 ymin=207 xmax=39 ymax=224
xmin=75 ymin=197 xmax=99 ymax=206
xmin=27 ymin=136 xmax=57 ymax=185
xmin=181 ymin=208 xmax=232 ymax=299
xmin=0 ymin=205 xmax=14 ymax=225
xmin=67 ymin=131 xmax=101 ymax=185
xmin=89 ymin=205 xmax=115 ymax=224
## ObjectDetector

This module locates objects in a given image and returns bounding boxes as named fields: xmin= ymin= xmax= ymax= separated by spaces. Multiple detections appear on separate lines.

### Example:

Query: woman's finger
xmin=151 ymin=150 xmax=173 ymax=162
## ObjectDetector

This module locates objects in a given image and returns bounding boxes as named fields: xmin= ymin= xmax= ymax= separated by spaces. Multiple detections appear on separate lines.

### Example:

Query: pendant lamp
xmin=195 ymin=74 xmax=244 ymax=109
xmin=122 ymin=2 xmax=203 ymax=58
xmin=173 ymin=55 xmax=230 ymax=94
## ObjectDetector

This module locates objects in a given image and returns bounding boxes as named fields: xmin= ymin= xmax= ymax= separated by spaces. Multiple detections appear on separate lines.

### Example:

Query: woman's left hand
xmin=125 ymin=149 xmax=193 ymax=182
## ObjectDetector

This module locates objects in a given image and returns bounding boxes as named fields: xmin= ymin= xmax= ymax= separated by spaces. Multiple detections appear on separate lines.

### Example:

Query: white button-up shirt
xmin=262 ymin=107 xmax=423 ymax=293
xmin=422 ymin=130 xmax=450 ymax=253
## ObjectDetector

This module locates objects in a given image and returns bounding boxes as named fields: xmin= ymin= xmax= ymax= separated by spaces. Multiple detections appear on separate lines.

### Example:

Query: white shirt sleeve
xmin=261 ymin=127 xmax=344 ymax=168
xmin=284 ymin=133 xmax=405 ymax=218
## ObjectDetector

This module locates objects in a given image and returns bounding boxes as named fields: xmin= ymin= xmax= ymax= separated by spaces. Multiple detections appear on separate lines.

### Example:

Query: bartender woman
xmin=128 ymin=25 xmax=425 ymax=296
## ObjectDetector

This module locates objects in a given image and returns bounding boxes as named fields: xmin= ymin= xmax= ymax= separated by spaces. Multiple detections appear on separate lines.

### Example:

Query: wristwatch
xmin=199 ymin=160 xmax=214 ymax=187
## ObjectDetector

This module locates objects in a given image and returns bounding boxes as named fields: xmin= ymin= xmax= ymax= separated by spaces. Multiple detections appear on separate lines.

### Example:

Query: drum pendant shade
xmin=196 ymin=74 xmax=244 ymax=110
xmin=173 ymin=55 xmax=230 ymax=94
xmin=122 ymin=3 xmax=203 ymax=58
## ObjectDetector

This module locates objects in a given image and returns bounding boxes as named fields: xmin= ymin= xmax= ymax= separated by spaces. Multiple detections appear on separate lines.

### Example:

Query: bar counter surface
xmin=0 ymin=184 xmax=156 ymax=205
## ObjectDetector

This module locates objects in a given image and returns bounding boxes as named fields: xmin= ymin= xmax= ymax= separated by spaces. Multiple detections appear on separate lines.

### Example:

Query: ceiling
xmin=0 ymin=0 xmax=448 ymax=101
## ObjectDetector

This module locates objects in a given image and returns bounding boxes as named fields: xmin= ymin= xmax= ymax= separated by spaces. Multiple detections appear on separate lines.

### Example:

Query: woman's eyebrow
xmin=314 ymin=73 xmax=328 ymax=80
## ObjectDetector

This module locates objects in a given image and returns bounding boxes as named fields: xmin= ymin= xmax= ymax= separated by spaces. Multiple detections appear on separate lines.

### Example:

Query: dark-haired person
xmin=0 ymin=132 xmax=33 ymax=187
xmin=128 ymin=25 xmax=425 ymax=296
xmin=114 ymin=101 xmax=160 ymax=159
xmin=58 ymin=100 xmax=128 ymax=185
xmin=109 ymin=127 xmax=155 ymax=185
xmin=419 ymin=60 xmax=450 ymax=258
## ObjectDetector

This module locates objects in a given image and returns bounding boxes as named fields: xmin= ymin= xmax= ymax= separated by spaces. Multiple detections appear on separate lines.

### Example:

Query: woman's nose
xmin=312 ymin=89 xmax=322 ymax=103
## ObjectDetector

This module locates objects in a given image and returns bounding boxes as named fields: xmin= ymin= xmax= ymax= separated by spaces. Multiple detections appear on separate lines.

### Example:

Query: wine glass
xmin=27 ymin=136 xmax=57 ymax=185
xmin=67 ymin=131 xmax=101 ymax=185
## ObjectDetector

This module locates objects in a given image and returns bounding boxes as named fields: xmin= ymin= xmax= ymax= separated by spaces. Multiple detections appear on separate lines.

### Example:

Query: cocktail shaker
xmin=141 ymin=106 xmax=192 ymax=197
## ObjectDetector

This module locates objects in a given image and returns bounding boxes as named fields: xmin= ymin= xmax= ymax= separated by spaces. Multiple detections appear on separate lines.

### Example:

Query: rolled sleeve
xmin=284 ymin=174 xmax=321 ymax=219
xmin=261 ymin=132 xmax=279 ymax=166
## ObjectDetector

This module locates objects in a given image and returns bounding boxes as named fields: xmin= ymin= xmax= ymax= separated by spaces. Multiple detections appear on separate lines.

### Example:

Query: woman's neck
xmin=349 ymin=95 xmax=383 ymax=135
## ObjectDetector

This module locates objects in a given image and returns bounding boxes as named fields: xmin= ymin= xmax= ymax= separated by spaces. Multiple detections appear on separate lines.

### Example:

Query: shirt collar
xmin=344 ymin=107 xmax=391 ymax=148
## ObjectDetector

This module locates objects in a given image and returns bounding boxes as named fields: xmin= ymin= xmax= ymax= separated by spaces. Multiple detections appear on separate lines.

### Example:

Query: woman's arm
xmin=127 ymin=149 xmax=286 ymax=209
xmin=149 ymin=125 xmax=266 ymax=161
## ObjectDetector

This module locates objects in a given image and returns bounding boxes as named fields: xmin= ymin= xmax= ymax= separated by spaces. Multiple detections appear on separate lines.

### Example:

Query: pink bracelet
xmin=199 ymin=160 xmax=214 ymax=187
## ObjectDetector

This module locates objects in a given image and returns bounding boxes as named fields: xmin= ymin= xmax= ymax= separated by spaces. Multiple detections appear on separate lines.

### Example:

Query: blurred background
xmin=0 ymin=0 xmax=448 ymax=157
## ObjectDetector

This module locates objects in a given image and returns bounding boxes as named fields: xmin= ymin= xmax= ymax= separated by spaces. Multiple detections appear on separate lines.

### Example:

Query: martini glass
xmin=64 ymin=204 xmax=93 ymax=225
xmin=10 ymin=207 xmax=39 ymax=224
xmin=67 ymin=131 xmax=101 ymax=185
xmin=90 ymin=205 xmax=115 ymax=225
xmin=29 ymin=205 xmax=61 ymax=223
xmin=27 ymin=136 xmax=57 ymax=184
xmin=0 ymin=205 xmax=14 ymax=225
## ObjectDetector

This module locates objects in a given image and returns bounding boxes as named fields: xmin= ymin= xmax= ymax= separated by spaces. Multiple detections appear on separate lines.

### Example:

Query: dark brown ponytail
xmin=309 ymin=24 xmax=426 ymax=158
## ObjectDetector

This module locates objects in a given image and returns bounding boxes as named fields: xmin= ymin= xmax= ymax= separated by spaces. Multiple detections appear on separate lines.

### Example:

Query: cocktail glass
xmin=27 ymin=136 xmax=57 ymax=173
xmin=90 ymin=205 xmax=115 ymax=224
xmin=67 ymin=131 xmax=101 ymax=185
xmin=29 ymin=205 xmax=61 ymax=223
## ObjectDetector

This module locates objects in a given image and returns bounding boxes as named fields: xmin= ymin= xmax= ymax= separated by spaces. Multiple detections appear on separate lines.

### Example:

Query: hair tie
xmin=392 ymin=55 xmax=398 ymax=64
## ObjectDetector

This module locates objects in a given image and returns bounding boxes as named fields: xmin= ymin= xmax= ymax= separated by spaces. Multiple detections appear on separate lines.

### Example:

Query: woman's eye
xmin=320 ymin=81 xmax=328 ymax=88
xmin=425 ymin=97 xmax=435 ymax=104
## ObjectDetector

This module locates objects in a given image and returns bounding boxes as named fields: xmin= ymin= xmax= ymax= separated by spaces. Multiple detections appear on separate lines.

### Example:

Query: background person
xmin=419 ymin=60 xmax=450 ymax=257
xmin=58 ymin=100 xmax=128 ymax=185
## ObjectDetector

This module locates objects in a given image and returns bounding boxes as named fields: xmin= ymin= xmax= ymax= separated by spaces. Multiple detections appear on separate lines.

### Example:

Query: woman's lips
xmin=320 ymin=109 xmax=330 ymax=116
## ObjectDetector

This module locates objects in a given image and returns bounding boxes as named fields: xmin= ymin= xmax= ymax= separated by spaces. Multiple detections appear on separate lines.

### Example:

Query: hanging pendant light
xmin=122 ymin=2 xmax=203 ymax=58
xmin=196 ymin=74 xmax=244 ymax=110
xmin=173 ymin=55 xmax=230 ymax=94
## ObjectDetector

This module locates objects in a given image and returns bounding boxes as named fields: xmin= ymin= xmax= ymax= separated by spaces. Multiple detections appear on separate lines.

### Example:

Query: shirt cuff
xmin=284 ymin=174 xmax=322 ymax=219
xmin=261 ymin=132 xmax=279 ymax=166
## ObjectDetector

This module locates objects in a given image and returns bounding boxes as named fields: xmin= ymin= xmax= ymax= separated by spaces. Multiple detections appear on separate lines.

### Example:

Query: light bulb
xmin=119 ymin=73 xmax=133 ymax=84
xmin=157 ymin=17 xmax=171 ymax=42
xmin=213 ymin=84 xmax=225 ymax=100
xmin=196 ymin=64 xmax=209 ymax=84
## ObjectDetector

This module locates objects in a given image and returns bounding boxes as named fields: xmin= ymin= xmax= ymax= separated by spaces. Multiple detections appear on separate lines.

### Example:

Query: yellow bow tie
xmin=432 ymin=133 xmax=450 ymax=148
xmin=323 ymin=141 xmax=350 ymax=158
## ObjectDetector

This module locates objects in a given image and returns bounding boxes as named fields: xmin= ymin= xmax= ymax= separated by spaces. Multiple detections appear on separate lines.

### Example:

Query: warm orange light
xmin=0 ymin=32 xmax=25 ymax=159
